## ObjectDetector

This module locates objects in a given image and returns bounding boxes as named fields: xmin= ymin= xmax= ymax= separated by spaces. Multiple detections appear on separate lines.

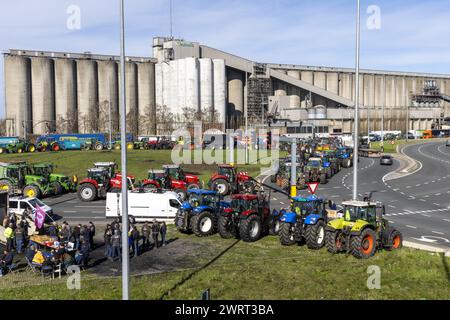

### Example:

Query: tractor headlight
xmin=39 ymin=178 xmax=46 ymax=184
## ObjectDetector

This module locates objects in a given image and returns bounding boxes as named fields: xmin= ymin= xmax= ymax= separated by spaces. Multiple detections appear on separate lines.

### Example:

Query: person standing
xmin=141 ymin=222 xmax=150 ymax=251
xmin=130 ymin=226 xmax=140 ymax=257
xmin=4 ymin=224 xmax=14 ymax=252
xmin=151 ymin=220 xmax=160 ymax=248
xmin=104 ymin=228 xmax=113 ymax=260
xmin=160 ymin=222 xmax=167 ymax=247
xmin=88 ymin=222 xmax=96 ymax=250
xmin=111 ymin=229 xmax=121 ymax=261
xmin=72 ymin=224 xmax=81 ymax=249
xmin=15 ymin=226 xmax=24 ymax=254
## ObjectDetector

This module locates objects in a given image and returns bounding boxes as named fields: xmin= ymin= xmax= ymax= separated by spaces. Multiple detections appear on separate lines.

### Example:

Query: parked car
xmin=8 ymin=196 xmax=54 ymax=220
xmin=380 ymin=155 xmax=393 ymax=166
xmin=445 ymin=140 xmax=450 ymax=147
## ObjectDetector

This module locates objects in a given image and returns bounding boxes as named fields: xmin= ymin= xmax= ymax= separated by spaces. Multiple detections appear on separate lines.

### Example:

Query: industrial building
xmin=3 ymin=36 xmax=450 ymax=138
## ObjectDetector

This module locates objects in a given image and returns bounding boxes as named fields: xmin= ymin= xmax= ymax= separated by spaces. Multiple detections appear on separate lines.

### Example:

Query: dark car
xmin=380 ymin=155 xmax=393 ymax=165
xmin=446 ymin=140 xmax=450 ymax=147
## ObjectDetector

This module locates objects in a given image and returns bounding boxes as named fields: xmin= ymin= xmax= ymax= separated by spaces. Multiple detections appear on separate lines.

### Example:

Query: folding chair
xmin=53 ymin=263 xmax=62 ymax=279
xmin=7 ymin=263 xmax=18 ymax=274
xmin=25 ymin=257 xmax=39 ymax=274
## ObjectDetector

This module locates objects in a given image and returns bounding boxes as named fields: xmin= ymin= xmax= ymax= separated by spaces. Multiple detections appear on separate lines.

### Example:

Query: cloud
xmin=1 ymin=0 xmax=450 ymax=117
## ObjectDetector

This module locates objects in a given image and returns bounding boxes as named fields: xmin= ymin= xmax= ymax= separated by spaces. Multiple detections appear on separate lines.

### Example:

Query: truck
xmin=36 ymin=134 xmax=106 ymax=151
xmin=105 ymin=190 xmax=182 ymax=223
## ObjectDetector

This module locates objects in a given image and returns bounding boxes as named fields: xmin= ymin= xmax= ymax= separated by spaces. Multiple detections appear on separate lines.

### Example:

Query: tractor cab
xmin=87 ymin=168 xmax=110 ymax=186
xmin=94 ymin=162 xmax=118 ymax=178
xmin=218 ymin=165 xmax=236 ymax=182
xmin=306 ymin=158 xmax=323 ymax=169
xmin=31 ymin=163 xmax=54 ymax=177
xmin=147 ymin=169 xmax=171 ymax=189
xmin=163 ymin=165 xmax=185 ymax=181
xmin=341 ymin=200 xmax=383 ymax=225
xmin=290 ymin=195 xmax=325 ymax=217
xmin=186 ymin=189 xmax=218 ymax=208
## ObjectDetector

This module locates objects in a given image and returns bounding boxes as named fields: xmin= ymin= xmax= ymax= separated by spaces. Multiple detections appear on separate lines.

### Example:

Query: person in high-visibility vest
xmin=4 ymin=224 xmax=15 ymax=252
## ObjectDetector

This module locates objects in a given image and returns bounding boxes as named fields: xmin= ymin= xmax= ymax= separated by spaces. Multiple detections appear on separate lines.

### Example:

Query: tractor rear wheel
xmin=211 ymin=178 xmax=230 ymax=196
xmin=114 ymin=144 xmax=121 ymax=150
xmin=385 ymin=229 xmax=403 ymax=251
xmin=218 ymin=215 xmax=237 ymax=239
xmin=192 ymin=211 xmax=217 ymax=237
xmin=23 ymin=185 xmax=41 ymax=199
xmin=0 ymin=180 xmax=13 ymax=194
xmin=342 ymin=158 xmax=351 ymax=168
xmin=27 ymin=144 xmax=36 ymax=153
xmin=95 ymin=143 xmax=104 ymax=151
xmin=175 ymin=211 xmax=192 ymax=234
xmin=78 ymin=184 xmax=97 ymax=202
xmin=269 ymin=219 xmax=281 ymax=236
xmin=52 ymin=182 xmax=63 ymax=195
xmin=350 ymin=228 xmax=377 ymax=259
xmin=279 ymin=222 xmax=297 ymax=246
xmin=239 ymin=214 xmax=262 ymax=242
xmin=17 ymin=147 xmax=24 ymax=154
xmin=326 ymin=230 xmax=344 ymax=254
xmin=126 ymin=142 xmax=134 ymax=150
xmin=304 ymin=220 xmax=326 ymax=250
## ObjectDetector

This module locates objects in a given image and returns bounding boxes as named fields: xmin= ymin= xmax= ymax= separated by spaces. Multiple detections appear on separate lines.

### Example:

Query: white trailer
xmin=105 ymin=190 xmax=182 ymax=223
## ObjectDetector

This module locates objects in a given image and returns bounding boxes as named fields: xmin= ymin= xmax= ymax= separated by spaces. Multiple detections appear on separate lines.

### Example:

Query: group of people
xmin=104 ymin=218 xmax=167 ymax=261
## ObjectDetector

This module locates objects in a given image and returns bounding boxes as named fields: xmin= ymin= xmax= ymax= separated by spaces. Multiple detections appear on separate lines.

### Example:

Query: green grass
xmin=0 ymin=149 xmax=282 ymax=183
xmin=370 ymin=140 xmax=424 ymax=154
xmin=1 ymin=235 xmax=449 ymax=300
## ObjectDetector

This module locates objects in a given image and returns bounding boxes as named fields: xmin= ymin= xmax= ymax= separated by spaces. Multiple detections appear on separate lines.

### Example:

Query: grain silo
xmin=137 ymin=61 xmax=156 ymax=135
xmin=77 ymin=59 xmax=98 ymax=133
xmin=97 ymin=60 xmax=119 ymax=134
xmin=54 ymin=58 xmax=77 ymax=133
xmin=31 ymin=57 xmax=55 ymax=134
xmin=4 ymin=55 xmax=32 ymax=137
xmin=199 ymin=58 xmax=214 ymax=119
xmin=213 ymin=59 xmax=227 ymax=128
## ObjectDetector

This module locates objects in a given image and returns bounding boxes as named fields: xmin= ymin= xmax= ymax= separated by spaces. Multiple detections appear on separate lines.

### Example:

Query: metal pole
xmin=367 ymin=106 xmax=370 ymax=144
xmin=229 ymin=134 xmax=234 ymax=166
xmin=109 ymin=102 xmax=112 ymax=150
xmin=290 ymin=139 xmax=297 ymax=197
xmin=119 ymin=0 xmax=129 ymax=301
xmin=245 ymin=70 xmax=248 ymax=165
xmin=353 ymin=0 xmax=361 ymax=201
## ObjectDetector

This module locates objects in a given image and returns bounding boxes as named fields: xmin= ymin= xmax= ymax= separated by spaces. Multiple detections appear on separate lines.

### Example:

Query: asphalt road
xmin=43 ymin=140 xmax=450 ymax=250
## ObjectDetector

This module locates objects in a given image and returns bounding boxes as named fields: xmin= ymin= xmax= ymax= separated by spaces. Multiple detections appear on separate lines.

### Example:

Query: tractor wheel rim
xmin=216 ymin=184 xmax=226 ymax=194
xmin=0 ymin=185 xmax=9 ymax=191
xmin=30 ymin=146 xmax=35 ymax=152
xmin=249 ymin=220 xmax=259 ymax=238
xmin=177 ymin=192 xmax=185 ymax=200
xmin=317 ymin=226 xmax=325 ymax=244
xmin=393 ymin=235 xmax=401 ymax=248
xmin=290 ymin=225 xmax=295 ymax=241
xmin=200 ymin=217 xmax=212 ymax=233
xmin=26 ymin=189 xmax=36 ymax=197
xmin=274 ymin=221 xmax=280 ymax=233
xmin=362 ymin=235 xmax=374 ymax=254
xmin=82 ymin=188 xmax=93 ymax=199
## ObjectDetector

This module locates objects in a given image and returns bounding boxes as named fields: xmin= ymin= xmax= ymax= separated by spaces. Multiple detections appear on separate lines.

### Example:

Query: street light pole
xmin=109 ymin=102 xmax=113 ymax=150
xmin=119 ymin=0 xmax=129 ymax=301
xmin=353 ymin=0 xmax=361 ymax=201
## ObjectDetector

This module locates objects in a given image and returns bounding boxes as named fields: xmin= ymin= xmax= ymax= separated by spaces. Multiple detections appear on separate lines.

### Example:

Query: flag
xmin=34 ymin=205 xmax=46 ymax=230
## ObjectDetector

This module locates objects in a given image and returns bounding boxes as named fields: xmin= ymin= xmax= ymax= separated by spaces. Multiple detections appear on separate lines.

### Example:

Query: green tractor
xmin=0 ymin=162 xmax=57 ymax=198
xmin=31 ymin=163 xmax=77 ymax=194
xmin=0 ymin=139 xmax=36 ymax=154
xmin=325 ymin=200 xmax=403 ymax=259
xmin=297 ymin=157 xmax=328 ymax=189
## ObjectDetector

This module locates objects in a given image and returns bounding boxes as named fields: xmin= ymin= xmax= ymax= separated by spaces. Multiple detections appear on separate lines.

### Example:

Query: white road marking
xmin=63 ymin=211 xmax=77 ymax=213
xmin=421 ymin=214 xmax=431 ymax=217
xmin=406 ymin=225 xmax=417 ymax=229
xmin=432 ymin=231 xmax=445 ymax=235
xmin=443 ymin=219 xmax=450 ymax=222
xmin=75 ymin=206 xmax=104 ymax=208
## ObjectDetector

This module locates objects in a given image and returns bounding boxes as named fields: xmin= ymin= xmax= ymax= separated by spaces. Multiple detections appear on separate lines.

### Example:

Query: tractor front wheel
xmin=192 ymin=211 xmax=217 ymax=237
xmin=187 ymin=183 xmax=200 ymax=190
xmin=350 ymin=228 xmax=377 ymax=259
xmin=23 ymin=185 xmax=41 ymax=199
xmin=279 ymin=222 xmax=297 ymax=246
xmin=218 ymin=215 xmax=237 ymax=239
xmin=27 ymin=144 xmax=36 ymax=153
xmin=239 ymin=214 xmax=262 ymax=242
xmin=304 ymin=220 xmax=326 ymax=250
xmin=52 ymin=182 xmax=63 ymax=195
xmin=326 ymin=230 xmax=344 ymax=254
xmin=211 ymin=178 xmax=230 ymax=196
xmin=174 ymin=189 xmax=187 ymax=201
xmin=78 ymin=184 xmax=98 ymax=202
xmin=385 ymin=229 xmax=403 ymax=251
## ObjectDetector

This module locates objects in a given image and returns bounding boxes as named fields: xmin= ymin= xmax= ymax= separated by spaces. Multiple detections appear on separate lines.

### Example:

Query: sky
xmin=1 ymin=0 xmax=450 ymax=117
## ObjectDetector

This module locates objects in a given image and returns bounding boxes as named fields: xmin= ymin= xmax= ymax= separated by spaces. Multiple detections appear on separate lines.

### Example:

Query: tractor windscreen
xmin=292 ymin=201 xmax=320 ymax=216
xmin=218 ymin=167 xmax=233 ymax=178
xmin=308 ymin=160 xmax=321 ymax=168
xmin=231 ymin=199 xmax=250 ymax=212
xmin=202 ymin=195 xmax=216 ymax=207
xmin=188 ymin=194 xmax=201 ymax=206
xmin=344 ymin=206 xmax=377 ymax=222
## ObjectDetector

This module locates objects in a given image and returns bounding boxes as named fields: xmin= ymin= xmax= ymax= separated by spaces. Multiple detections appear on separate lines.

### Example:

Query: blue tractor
xmin=337 ymin=146 xmax=353 ymax=168
xmin=278 ymin=195 xmax=333 ymax=249
xmin=175 ymin=189 xmax=230 ymax=237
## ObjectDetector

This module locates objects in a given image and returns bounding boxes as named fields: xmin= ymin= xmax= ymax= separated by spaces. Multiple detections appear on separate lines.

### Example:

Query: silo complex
xmin=123 ymin=62 xmax=139 ymax=136
xmin=97 ymin=60 xmax=119 ymax=134
xmin=200 ymin=58 xmax=214 ymax=118
xmin=4 ymin=55 xmax=32 ymax=137
xmin=31 ymin=57 xmax=55 ymax=134
xmin=77 ymin=59 xmax=98 ymax=133
xmin=54 ymin=59 xmax=77 ymax=133
xmin=213 ymin=59 xmax=227 ymax=127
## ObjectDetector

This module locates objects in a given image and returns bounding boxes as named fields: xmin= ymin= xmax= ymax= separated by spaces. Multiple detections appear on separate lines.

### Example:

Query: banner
xmin=34 ymin=205 xmax=46 ymax=230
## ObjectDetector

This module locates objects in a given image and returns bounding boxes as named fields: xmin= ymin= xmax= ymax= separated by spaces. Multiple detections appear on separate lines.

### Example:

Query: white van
xmin=105 ymin=190 xmax=182 ymax=223
xmin=9 ymin=197 xmax=54 ymax=219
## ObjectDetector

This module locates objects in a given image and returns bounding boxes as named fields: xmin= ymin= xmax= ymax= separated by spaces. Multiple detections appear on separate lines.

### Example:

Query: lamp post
xmin=119 ymin=0 xmax=129 ymax=301
xmin=353 ymin=0 xmax=361 ymax=201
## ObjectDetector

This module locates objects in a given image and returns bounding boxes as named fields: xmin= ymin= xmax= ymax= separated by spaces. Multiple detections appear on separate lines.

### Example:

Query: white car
xmin=8 ymin=197 xmax=54 ymax=220
xmin=106 ymin=190 xmax=182 ymax=223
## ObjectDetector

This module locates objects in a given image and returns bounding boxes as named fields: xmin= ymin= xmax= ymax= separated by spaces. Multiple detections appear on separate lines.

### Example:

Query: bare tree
xmin=156 ymin=105 xmax=175 ymax=135
xmin=0 ymin=119 xmax=6 ymax=136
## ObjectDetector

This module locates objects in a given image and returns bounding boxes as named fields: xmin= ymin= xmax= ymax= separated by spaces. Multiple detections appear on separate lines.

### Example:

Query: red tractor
xmin=140 ymin=169 xmax=189 ymax=201
xmin=208 ymin=164 xmax=256 ymax=196
xmin=217 ymin=193 xmax=273 ymax=242
xmin=163 ymin=165 xmax=201 ymax=189
xmin=77 ymin=162 xmax=136 ymax=202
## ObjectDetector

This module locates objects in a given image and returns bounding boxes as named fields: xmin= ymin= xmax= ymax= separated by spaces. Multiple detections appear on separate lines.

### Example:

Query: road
xmin=43 ymin=140 xmax=450 ymax=250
